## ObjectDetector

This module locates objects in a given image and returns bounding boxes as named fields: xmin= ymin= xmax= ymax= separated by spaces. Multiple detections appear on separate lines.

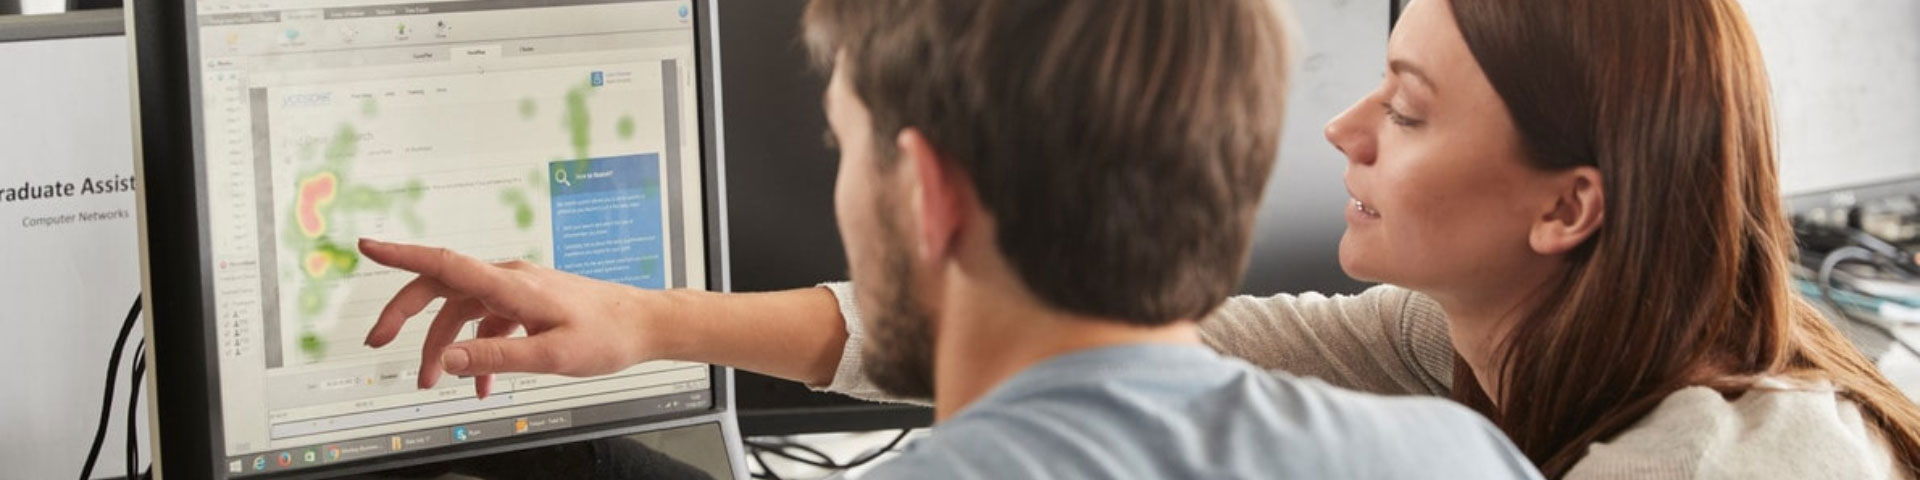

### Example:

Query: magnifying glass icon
xmin=555 ymin=168 xmax=572 ymax=187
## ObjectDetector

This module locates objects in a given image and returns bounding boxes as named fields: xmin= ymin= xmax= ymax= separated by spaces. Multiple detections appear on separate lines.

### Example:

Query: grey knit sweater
xmin=817 ymin=282 xmax=1908 ymax=479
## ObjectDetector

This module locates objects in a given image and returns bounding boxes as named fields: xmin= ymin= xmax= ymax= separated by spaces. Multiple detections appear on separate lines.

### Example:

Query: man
xmin=359 ymin=0 xmax=1540 ymax=477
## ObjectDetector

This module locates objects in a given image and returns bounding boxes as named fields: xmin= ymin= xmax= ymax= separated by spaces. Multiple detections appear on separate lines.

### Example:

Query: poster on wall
xmin=0 ymin=34 xmax=149 ymax=480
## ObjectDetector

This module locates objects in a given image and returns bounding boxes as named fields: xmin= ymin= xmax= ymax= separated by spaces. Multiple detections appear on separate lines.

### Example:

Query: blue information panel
xmin=549 ymin=154 xmax=666 ymax=289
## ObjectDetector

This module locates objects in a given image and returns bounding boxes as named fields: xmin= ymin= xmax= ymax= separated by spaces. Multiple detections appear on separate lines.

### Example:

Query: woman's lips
xmin=1351 ymin=198 xmax=1381 ymax=218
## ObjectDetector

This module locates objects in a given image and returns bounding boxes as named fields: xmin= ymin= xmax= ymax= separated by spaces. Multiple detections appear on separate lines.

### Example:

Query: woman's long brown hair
xmin=1444 ymin=0 xmax=1920 ymax=476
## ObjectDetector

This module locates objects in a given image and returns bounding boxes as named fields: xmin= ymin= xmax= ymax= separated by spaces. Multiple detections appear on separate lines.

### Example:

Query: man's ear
xmin=899 ymin=128 xmax=965 ymax=263
xmin=1529 ymin=166 xmax=1604 ymax=255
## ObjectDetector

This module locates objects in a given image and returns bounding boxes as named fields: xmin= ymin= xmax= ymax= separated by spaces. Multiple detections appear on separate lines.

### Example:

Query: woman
xmin=1222 ymin=0 xmax=1920 ymax=477
xmin=359 ymin=0 xmax=1920 ymax=477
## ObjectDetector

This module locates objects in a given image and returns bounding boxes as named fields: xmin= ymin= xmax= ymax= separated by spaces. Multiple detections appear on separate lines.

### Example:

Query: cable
xmin=754 ymin=440 xmax=835 ymax=466
xmin=78 ymin=295 xmax=141 ymax=480
xmin=1817 ymin=247 xmax=1920 ymax=360
xmin=743 ymin=442 xmax=839 ymax=470
xmin=744 ymin=429 xmax=915 ymax=477
xmin=748 ymin=448 xmax=784 ymax=480
xmin=833 ymin=429 xmax=912 ymax=469
xmin=128 ymin=343 xmax=147 ymax=480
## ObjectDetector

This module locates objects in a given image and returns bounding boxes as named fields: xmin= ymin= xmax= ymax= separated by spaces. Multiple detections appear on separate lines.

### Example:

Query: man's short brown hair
xmin=805 ymin=0 xmax=1293 ymax=325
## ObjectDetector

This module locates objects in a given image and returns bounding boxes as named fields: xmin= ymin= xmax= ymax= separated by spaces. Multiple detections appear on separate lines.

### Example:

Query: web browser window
xmin=191 ymin=0 xmax=712 ymax=475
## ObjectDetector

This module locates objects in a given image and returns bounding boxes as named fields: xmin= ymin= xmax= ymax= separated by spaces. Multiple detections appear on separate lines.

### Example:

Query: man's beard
xmin=856 ymin=200 xmax=938 ymax=399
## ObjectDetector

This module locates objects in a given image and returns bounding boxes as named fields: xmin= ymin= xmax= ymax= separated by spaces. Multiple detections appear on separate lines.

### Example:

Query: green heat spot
xmin=519 ymin=97 xmax=538 ymax=120
xmin=361 ymin=97 xmax=378 ymax=118
xmin=404 ymin=179 xmax=426 ymax=201
xmin=300 ymin=332 xmax=327 ymax=360
xmin=325 ymin=124 xmax=359 ymax=165
xmin=616 ymin=115 xmax=636 ymax=140
xmin=565 ymin=84 xmax=592 ymax=161
xmin=313 ymin=239 xmax=361 ymax=275
xmin=334 ymin=251 xmax=359 ymax=273
xmin=299 ymin=286 xmax=326 ymax=316
xmin=501 ymin=189 xmax=534 ymax=230
xmin=341 ymin=185 xmax=389 ymax=211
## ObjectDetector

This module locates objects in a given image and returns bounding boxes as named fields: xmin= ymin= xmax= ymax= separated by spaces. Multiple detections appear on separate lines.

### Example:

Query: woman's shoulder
xmin=1567 ymin=378 xmax=1906 ymax=480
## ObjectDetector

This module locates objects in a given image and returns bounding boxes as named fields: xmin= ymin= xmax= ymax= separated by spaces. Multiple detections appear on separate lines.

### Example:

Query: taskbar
xmin=223 ymin=389 xmax=712 ymax=476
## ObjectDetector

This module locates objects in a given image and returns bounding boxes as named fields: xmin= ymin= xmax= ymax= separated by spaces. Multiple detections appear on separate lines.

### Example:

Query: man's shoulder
xmin=1237 ymin=371 xmax=1544 ymax=477
xmin=1261 ymin=371 xmax=1497 ymax=437
xmin=857 ymin=364 xmax=1541 ymax=479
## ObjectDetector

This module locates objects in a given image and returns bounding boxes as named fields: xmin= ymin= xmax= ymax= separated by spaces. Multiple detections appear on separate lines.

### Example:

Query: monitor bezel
xmin=130 ymin=1 xmax=743 ymax=478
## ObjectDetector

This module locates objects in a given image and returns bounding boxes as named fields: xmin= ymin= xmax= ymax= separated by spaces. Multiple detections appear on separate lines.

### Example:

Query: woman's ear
xmin=1529 ymin=166 xmax=1604 ymax=255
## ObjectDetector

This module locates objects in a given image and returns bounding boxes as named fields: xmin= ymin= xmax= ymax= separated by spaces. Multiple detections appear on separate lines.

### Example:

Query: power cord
xmin=745 ymin=429 xmax=913 ymax=478
xmin=752 ymin=441 xmax=837 ymax=468
xmin=749 ymin=448 xmax=785 ymax=480
xmin=79 ymin=295 xmax=142 ymax=480
xmin=1817 ymin=246 xmax=1920 ymax=359
xmin=128 ymin=342 xmax=148 ymax=480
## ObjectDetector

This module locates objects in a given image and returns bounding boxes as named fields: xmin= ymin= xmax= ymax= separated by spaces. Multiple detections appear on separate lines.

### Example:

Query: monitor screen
xmin=162 ymin=0 xmax=727 ymax=476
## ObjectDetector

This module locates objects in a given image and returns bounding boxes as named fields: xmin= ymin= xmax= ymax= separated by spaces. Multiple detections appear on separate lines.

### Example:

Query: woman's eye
xmin=1382 ymin=102 xmax=1423 ymax=128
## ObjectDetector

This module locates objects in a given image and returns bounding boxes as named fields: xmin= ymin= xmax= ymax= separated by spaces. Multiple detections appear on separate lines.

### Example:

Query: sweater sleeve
xmin=809 ymin=282 xmax=927 ymax=404
xmin=809 ymin=282 xmax=1457 ymax=402
xmin=1199 ymin=285 xmax=1456 ymax=396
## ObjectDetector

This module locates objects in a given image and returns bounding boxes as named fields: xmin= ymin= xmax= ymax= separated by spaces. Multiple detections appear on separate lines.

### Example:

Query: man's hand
xmin=358 ymin=238 xmax=664 ymax=398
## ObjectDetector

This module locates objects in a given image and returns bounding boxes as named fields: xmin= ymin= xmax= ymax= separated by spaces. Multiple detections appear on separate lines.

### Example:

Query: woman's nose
xmin=1325 ymin=101 xmax=1378 ymax=167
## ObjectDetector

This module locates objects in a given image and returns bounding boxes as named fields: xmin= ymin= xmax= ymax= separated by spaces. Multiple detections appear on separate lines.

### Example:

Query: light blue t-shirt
xmin=853 ymin=344 xmax=1542 ymax=479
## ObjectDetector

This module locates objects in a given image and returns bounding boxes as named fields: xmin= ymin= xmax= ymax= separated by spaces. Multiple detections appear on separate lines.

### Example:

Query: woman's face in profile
xmin=1323 ymin=0 xmax=1569 ymax=299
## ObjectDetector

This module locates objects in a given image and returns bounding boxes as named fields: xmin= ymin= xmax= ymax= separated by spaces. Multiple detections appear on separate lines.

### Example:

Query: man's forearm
xmin=640 ymin=286 xmax=849 ymax=386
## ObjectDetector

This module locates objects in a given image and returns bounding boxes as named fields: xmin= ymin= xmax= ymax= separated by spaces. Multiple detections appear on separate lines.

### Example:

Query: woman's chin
xmin=1335 ymin=239 xmax=1383 ymax=283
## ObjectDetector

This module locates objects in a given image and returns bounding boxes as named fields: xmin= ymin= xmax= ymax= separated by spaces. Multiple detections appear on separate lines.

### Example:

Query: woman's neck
xmin=1430 ymin=285 xmax=1550 ymax=406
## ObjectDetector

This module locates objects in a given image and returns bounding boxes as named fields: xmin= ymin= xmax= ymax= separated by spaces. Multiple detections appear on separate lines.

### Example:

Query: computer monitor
xmin=130 ymin=1 xmax=745 ymax=478
xmin=708 ymin=0 xmax=933 ymax=437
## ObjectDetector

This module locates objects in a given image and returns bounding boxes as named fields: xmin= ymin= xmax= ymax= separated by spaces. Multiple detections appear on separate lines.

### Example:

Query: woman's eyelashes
xmin=1382 ymin=102 xmax=1425 ymax=128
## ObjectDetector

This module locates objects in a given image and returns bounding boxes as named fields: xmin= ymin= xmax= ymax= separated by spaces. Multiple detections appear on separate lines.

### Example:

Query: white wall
xmin=20 ymin=0 xmax=62 ymax=15
xmin=0 ymin=35 xmax=149 ymax=480
xmin=1744 ymin=0 xmax=1920 ymax=194
xmin=1241 ymin=0 xmax=1389 ymax=295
